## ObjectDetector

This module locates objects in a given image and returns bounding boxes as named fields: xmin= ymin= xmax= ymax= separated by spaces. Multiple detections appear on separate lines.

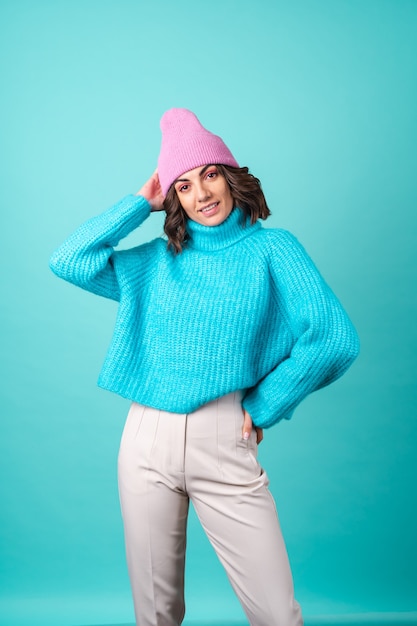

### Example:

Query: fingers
xmin=149 ymin=168 xmax=160 ymax=187
xmin=242 ymin=409 xmax=252 ymax=440
xmin=243 ymin=409 xmax=263 ymax=444
xmin=136 ymin=169 xmax=165 ymax=210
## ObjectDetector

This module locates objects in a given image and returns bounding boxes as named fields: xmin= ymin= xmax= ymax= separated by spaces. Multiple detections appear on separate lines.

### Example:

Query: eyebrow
xmin=174 ymin=164 xmax=214 ymax=183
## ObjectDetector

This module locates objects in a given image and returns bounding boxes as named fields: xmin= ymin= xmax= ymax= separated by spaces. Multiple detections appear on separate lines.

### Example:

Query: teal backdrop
xmin=1 ymin=1 xmax=416 ymax=625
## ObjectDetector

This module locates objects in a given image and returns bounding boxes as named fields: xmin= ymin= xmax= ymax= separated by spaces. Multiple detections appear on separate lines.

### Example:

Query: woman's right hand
xmin=136 ymin=169 xmax=165 ymax=212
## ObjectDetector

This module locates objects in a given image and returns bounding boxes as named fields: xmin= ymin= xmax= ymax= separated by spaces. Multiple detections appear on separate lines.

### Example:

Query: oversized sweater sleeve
xmin=49 ymin=194 xmax=152 ymax=301
xmin=242 ymin=229 xmax=360 ymax=429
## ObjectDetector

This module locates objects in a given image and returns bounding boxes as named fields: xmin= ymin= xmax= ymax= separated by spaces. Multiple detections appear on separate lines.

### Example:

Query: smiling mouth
xmin=199 ymin=202 xmax=219 ymax=213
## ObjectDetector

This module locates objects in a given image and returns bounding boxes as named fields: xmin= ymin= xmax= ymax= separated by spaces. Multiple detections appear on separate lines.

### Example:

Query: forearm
xmin=49 ymin=194 xmax=151 ymax=299
xmin=243 ymin=307 xmax=359 ymax=428
xmin=244 ymin=229 xmax=360 ymax=429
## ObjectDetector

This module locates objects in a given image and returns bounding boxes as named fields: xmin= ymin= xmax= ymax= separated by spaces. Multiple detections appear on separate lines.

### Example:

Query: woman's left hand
xmin=242 ymin=409 xmax=264 ymax=444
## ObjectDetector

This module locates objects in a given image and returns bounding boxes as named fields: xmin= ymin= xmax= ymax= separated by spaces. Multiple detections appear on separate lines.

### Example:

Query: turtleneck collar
xmin=185 ymin=208 xmax=262 ymax=252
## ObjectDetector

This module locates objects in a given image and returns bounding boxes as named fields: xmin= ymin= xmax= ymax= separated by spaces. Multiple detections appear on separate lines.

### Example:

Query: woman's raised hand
xmin=136 ymin=169 xmax=165 ymax=212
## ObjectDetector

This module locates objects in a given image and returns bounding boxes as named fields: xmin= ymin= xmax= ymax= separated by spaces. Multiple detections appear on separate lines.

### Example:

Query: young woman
xmin=50 ymin=108 xmax=359 ymax=626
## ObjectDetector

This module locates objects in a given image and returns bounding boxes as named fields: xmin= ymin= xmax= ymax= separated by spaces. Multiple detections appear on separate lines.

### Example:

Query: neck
xmin=185 ymin=208 xmax=261 ymax=252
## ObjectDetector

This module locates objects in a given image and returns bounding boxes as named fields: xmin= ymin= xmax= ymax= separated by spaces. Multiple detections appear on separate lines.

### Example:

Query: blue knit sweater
xmin=50 ymin=194 xmax=359 ymax=428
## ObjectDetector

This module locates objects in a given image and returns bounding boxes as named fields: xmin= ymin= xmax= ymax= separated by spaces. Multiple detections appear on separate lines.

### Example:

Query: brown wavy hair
xmin=162 ymin=164 xmax=271 ymax=253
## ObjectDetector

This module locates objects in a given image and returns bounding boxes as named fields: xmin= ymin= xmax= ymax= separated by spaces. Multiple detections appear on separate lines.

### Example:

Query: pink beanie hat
xmin=157 ymin=108 xmax=239 ymax=195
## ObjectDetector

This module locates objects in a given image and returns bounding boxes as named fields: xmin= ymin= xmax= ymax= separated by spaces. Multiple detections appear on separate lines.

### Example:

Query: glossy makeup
xmin=174 ymin=164 xmax=234 ymax=226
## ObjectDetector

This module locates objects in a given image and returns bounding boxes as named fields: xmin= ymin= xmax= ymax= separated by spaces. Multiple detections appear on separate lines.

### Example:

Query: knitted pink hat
xmin=157 ymin=108 xmax=239 ymax=195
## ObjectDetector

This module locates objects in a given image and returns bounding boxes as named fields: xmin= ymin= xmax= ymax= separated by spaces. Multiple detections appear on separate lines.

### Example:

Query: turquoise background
xmin=1 ymin=1 xmax=416 ymax=625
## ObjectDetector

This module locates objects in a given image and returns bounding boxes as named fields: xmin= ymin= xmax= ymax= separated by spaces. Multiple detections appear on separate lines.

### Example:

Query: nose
xmin=196 ymin=180 xmax=211 ymax=203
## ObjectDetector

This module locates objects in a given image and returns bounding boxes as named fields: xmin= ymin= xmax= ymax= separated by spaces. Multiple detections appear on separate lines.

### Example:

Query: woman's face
xmin=173 ymin=164 xmax=234 ymax=226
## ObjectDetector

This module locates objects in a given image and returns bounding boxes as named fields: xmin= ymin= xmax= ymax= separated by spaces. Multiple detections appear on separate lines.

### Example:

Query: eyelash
xmin=177 ymin=169 xmax=217 ymax=193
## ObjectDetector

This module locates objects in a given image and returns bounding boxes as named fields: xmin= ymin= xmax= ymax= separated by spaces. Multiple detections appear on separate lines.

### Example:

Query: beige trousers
xmin=118 ymin=392 xmax=303 ymax=626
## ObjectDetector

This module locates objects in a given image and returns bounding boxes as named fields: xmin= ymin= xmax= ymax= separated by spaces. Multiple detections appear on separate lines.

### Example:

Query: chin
xmin=202 ymin=215 xmax=227 ymax=226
